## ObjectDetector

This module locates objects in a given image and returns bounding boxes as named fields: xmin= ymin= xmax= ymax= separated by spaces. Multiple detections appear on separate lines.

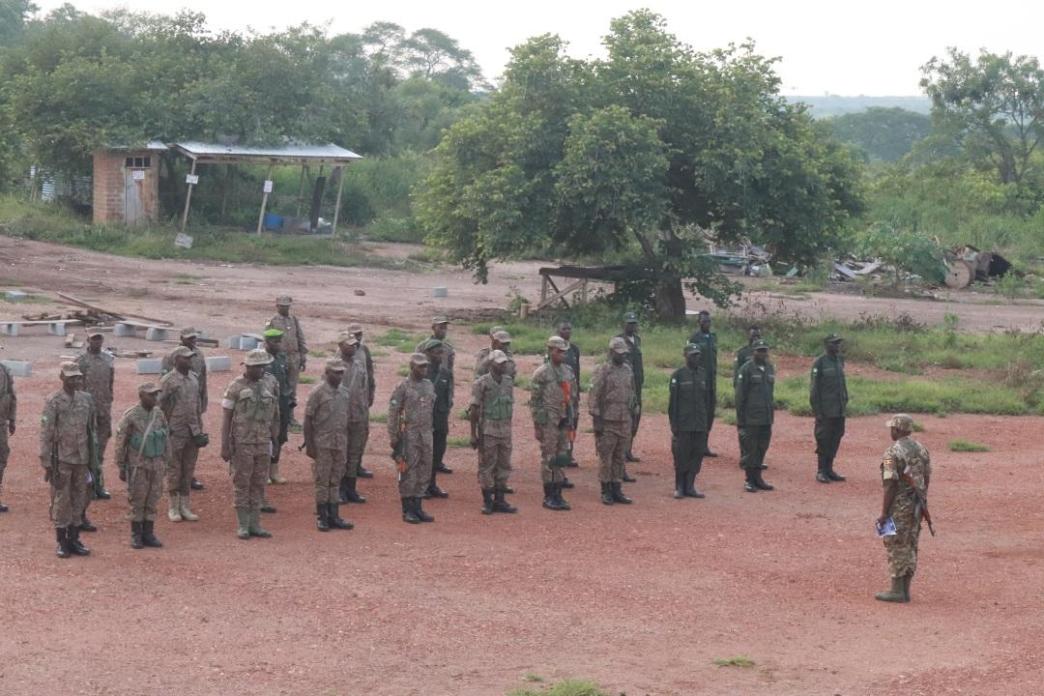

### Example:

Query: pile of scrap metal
xmin=831 ymin=258 xmax=885 ymax=281
xmin=21 ymin=308 xmax=120 ymax=325
xmin=706 ymin=241 xmax=773 ymax=276
xmin=943 ymin=245 xmax=1015 ymax=289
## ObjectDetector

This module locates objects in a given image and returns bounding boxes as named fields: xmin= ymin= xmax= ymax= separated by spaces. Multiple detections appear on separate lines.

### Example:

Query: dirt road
xmin=1 ymin=237 xmax=1043 ymax=695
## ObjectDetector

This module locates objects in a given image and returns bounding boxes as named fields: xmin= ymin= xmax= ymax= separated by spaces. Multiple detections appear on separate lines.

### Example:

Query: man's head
xmin=623 ymin=312 xmax=638 ymax=336
xmin=492 ymin=330 xmax=512 ymax=352
xmin=609 ymin=337 xmax=630 ymax=365
xmin=557 ymin=320 xmax=573 ymax=342
xmin=684 ymin=342 xmax=702 ymax=369
xmin=347 ymin=322 xmax=364 ymax=342
xmin=825 ymin=333 xmax=843 ymax=356
xmin=547 ymin=336 xmax=568 ymax=365
xmin=752 ymin=339 xmax=769 ymax=365
xmin=172 ymin=345 xmax=195 ymax=373
xmin=138 ymin=382 xmax=161 ymax=409
xmin=748 ymin=325 xmax=762 ymax=343
xmin=886 ymin=413 xmax=914 ymax=441
xmin=60 ymin=361 xmax=83 ymax=392
xmin=698 ymin=310 xmax=711 ymax=332
xmin=263 ymin=327 xmax=284 ymax=353
xmin=243 ymin=348 xmax=272 ymax=380
xmin=409 ymin=352 xmax=429 ymax=380
xmin=489 ymin=349 xmax=509 ymax=378
xmin=87 ymin=330 xmax=104 ymax=353
xmin=324 ymin=358 xmax=347 ymax=388
xmin=275 ymin=296 xmax=292 ymax=317
xmin=180 ymin=327 xmax=199 ymax=350
xmin=431 ymin=316 xmax=450 ymax=340
xmin=421 ymin=338 xmax=445 ymax=368
xmin=338 ymin=331 xmax=359 ymax=360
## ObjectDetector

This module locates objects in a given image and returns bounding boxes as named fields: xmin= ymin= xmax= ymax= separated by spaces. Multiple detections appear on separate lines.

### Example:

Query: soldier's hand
xmin=306 ymin=446 xmax=317 ymax=459
xmin=470 ymin=436 xmax=479 ymax=450
xmin=221 ymin=446 xmax=232 ymax=463
xmin=119 ymin=469 xmax=127 ymax=482
xmin=299 ymin=357 xmax=307 ymax=370
xmin=533 ymin=427 xmax=540 ymax=441
xmin=7 ymin=420 xmax=14 ymax=436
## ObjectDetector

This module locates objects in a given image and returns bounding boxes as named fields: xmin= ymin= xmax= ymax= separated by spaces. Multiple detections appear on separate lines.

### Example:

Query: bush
xmin=949 ymin=439 xmax=990 ymax=452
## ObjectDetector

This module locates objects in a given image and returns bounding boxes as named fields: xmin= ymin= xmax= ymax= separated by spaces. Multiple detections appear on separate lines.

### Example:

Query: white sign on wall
xmin=132 ymin=170 xmax=146 ymax=181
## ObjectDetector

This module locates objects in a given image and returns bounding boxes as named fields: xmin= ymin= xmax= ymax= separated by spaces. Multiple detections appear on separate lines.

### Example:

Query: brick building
xmin=91 ymin=142 xmax=167 ymax=225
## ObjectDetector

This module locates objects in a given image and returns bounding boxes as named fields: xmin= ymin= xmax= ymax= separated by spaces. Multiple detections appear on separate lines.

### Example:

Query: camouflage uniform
xmin=470 ymin=372 xmax=514 ymax=490
xmin=589 ymin=360 xmax=635 ymax=484
xmin=162 ymin=344 xmax=208 ymax=412
xmin=222 ymin=375 xmax=280 ymax=518
xmin=40 ymin=389 xmax=96 ymax=528
xmin=881 ymin=436 xmax=931 ymax=578
xmin=159 ymin=369 xmax=202 ymax=497
xmin=77 ymin=349 xmax=113 ymax=494
xmin=341 ymin=348 xmax=371 ymax=478
xmin=475 ymin=347 xmax=517 ymax=379
xmin=305 ymin=380 xmax=350 ymax=505
xmin=530 ymin=362 xmax=574 ymax=484
xmin=114 ymin=403 xmax=170 ymax=522
xmin=0 ymin=362 xmax=16 ymax=507
xmin=267 ymin=309 xmax=307 ymax=399
xmin=388 ymin=376 xmax=435 ymax=498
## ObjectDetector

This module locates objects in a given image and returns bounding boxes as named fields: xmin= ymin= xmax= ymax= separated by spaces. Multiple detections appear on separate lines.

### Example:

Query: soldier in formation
xmin=267 ymin=295 xmax=307 ymax=423
xmin=558 ymin=321 xmax=581 ymax=468
xmin=114 ymin=382 xmax=169 ymax=549
xmin=469 ymin=349 xmax=516 ymax=514
xmin=77 ymin=329 xmax=113 ymax=533
xmin=733 ymin=325 xmax=761 ymax=386
xmin=388 ymin=353 xmax=436 ymax=524
xmin=303 ymin=358 xmax=353 ymax=532
xmin=418 ymin=316 xmax=455 ymax=474
xmin=346 ymin=322 xmax=375 ymax=478
xmin=159 ymin=345 xmax=204 ymax=522
xmin=262 ymin=328 xmax=293 ymax=508
xmin=221 ymin=349 xmax=280 ymax=540
xmin=530 ymin=336 xmax=574 ymax=511
xmin=40 ymin=362 xmax=96 ymax=558
xmin=336 ymin=332 xmax=370 ymax=504
xmin=422 ymin=339 xmax=452 ymax=498
xmin=475 ymin=329 xmax=515 ymax=378
xmin=590 ymin=336 xmax=637 ymax=505
xmin=616 ymin=313 xmax=643 ymax=471
xmin=0 ymin=359 xmax=15 ymax=513
xmin=688 ymin=310 xmax=719 ymax=457
xmin=668 ymin=344 xmax=709 ymax=499
xmin=810 ymin=334 xmax=849 ymax=483
xmin=875 ymin=414 xmax=931 ymax=603
xmin=162 ymin=327 xmax=208 ymax=491
xmin=734 ymin=340 xmax=775 ymax=493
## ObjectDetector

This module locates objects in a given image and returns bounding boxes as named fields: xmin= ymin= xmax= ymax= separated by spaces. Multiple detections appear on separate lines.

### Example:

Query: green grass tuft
xmin=507 ymin=680 xmax=611 ymax=696
xmin=949 ymin=439 xmax=990 ymax=452
xmin=713 ymin=655 xmax=756 ymax=668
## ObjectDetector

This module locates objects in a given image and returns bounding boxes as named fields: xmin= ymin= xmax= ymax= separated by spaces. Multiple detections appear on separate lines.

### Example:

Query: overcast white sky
xmin=33 ymin=0 xmax=1044 ymax=95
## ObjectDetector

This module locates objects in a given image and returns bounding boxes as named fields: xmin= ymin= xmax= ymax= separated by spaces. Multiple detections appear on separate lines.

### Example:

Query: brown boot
xmin=874 ymin=576 xmax=908 ymax=603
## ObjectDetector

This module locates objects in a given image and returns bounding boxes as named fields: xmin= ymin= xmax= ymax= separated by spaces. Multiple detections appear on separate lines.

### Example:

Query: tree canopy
xmin=828 ymin=107 xmax=932 ymax=162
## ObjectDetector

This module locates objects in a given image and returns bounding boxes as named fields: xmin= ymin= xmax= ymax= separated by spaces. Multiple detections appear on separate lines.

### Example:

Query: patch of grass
xmin=172 ymin=273 xmax=202 ymax=284
xmin=376 ymin=328 xmax=423 ymax=353
xmin=369 ymin=412 xmax=388 ymax=424
xmin=523 ymin=674 xmax=544 ymax=683
xmin=714 ymin=655 xmax=756 ymax=668
xmin=308 ymin=349 xmax=328 ymax=358
xmin=949 ymin=439 xmax=990 ymax=452
xmin=447 ymin=435 xmax=472 ymax=448
xmin=396 ymin=365 xmax=410 ymax=377
xmin=298 ymin=375 xmax=316 ymax=385
xmin=508 ymin=680 xmax=610 ymax=696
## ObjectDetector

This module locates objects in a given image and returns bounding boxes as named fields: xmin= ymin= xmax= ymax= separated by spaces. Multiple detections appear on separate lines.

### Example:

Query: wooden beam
xmin=331 ymin=166 xmax=345 ymax=235
xmin=179 ymin=158 xmax=198 ymax=232
xmin=533 ymin=278 xmax=585 ymax=312
xmin=255 ymin=164 xmax=275 ymax=235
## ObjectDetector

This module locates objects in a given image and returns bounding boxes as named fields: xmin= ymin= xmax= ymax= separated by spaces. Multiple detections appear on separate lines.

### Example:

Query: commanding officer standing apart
xmin=113 ymin=383 xmax=169 ymax=550
xmin=221 ymin=349 xmax=280 ymax=540
xmin=267 ymin=295 xmax=307 ymax=423
xmin=346 ymin=322 xmax=375 ymax=478
xmin=734 ymin=340 xmax=775 ymax=493
xmin=616 ymin=313 xmax=643 ymax=470
xmin=810 ymin=334 xmax=849 ymax=484
xmin=336 ymin=332 xmax=369 ymax=504
xmin=77 ymin=329 xmax=113 ymax=534
xmin=589 ymin=337 xmax=636 ymax=506
xmin=530 ymin=336 xmax=575 ymax=511
xmin=159 ymin=346 xmax=203 ymax=522
xmin=162 ymin=327 xmax=207 ymax=492
xmin=689 ymin=310 xmax=719 ymax=457
xmin=876 ymin=414 xmax=932 ymax=604
xmin=417 ymin=316 xmax=455 ymax=474
xmin=422 ymin=339 xmax=452 ymax=499
xmin=668 ymin=344 xmax=709 ymax=500
xmin=388 ymin=353 xmax=436 ymax=524
xmin=303 ymin=359 xmax=353 ymax=532
xmin=261 ymin=328 xmax=293 ymax=496
xmin=40 ymin=362 xmax=96 ymax=558
xmin=469 ymin=349 xmax=517 ymax=515
xmin=0 ymin=359 xmax=16 ymax=513
xmin=558 ymin=321 xmax=581 ymax=468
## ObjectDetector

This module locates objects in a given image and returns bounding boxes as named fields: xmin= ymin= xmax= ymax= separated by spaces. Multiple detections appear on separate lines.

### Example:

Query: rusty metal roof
xmin=171 ymin=142 xmax=363 ymax=165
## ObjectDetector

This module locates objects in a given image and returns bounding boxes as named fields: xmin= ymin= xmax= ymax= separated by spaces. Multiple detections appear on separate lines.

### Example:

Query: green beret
xmin=263 ymin=328 xmax=285 ymax=339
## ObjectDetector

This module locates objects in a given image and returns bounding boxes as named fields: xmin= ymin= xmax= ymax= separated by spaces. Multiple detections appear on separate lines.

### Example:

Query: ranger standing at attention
xmin=530 ymin=336 xmax=575 ymax=511
xmin=77 ymin=329 xmax=113 ymax=534
xmin=267 ymin=295 xmax=307 ymax=423
xmin=114 ymin=383 xmax=170 ymax=550
xmin=40 ymin=362 xmax=96 ymax=558
xmin=475 ymin=329 xmax=516 ymax=378
xmin=417 ymin=316 xmax=455 ymax=474
xmin=221 ymin=349 xmax=280 ymax=540
xmin=734 ymin=340 xmax=775 ymax=493
xmin=422 ymin=339 xmax=452 ymax=499
xmin=810 ymin=334 xmax=849 ymax=484
xmin=159 ymin=346 xmax=204 ymax=523
xmin=688 ymin=310 xmax=719 ymax=457
xmin=589 ymin=337 xmax=636 ymax=506
xmin=0 ymin=359 xmax=16 ymax=513
xmin=261 ymin=328 xmax=293 ymax=501
xmin=346 ymin=322 xmax=375 ymax=479
xmin=469 ymin=349 xmax=516 ymax=515
xmin=875 ymin=414 xmax=932 ymax=604
xmin=303 ymin=359 xmax=353 ymax=532
xmin=388 ymin=353 xmax=437 ymax=524
xmin=733 ymin=325 xmax=762 ymax=386
xmin=558 ymin=321 xmax=581 ymax=468
xmin=615 ymin=313 xmax=643 ymax=471
xmin=161 ymin=327 xmax=208 ymax=492
xmin=336 ymin=332 xmax=369 ymax=505
xmin=668 ymin=344 xmax=709 ymax=500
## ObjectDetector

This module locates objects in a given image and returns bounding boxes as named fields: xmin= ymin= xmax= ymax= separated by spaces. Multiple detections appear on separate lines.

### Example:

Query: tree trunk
xmin=653 ymin=277 xmax=686 ymax=321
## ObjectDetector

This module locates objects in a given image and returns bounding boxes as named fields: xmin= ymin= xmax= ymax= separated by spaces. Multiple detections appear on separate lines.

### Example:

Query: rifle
xmin=900 ymin=471 xmax=935 ymax=536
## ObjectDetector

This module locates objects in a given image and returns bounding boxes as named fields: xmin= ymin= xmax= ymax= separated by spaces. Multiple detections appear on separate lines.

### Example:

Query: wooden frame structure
xmin=537 ymin=265 xmax=656 ymax=312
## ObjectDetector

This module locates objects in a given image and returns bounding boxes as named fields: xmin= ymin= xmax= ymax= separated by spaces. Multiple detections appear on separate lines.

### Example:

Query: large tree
xmin=828 ymin=107 xmax=931 ymax=162
xmin=418 ymin=11 xmax=863 ymax=319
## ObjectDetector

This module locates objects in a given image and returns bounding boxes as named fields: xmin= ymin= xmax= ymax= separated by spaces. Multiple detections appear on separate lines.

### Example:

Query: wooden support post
xmin=179 ymin=158 xmax=198 ymax=232
xmin=295 ymin=165 xmax=307 ymax=217
xmin=541 ymin=275 xmax=549 ymax=304
xmin=256 ymin=164 xmax=274 ymax=236
xmin=331 ymin=166 xmax=345 ymax=236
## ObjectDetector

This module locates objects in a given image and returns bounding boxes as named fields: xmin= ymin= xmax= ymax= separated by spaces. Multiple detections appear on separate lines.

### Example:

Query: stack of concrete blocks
xmin=0 ymin=360 xmax=31 ymax=377
xmin=224 ymin=334 xmax=261 ymax=351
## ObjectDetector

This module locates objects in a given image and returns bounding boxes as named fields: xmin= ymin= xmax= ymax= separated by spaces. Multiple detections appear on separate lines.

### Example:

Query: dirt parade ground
xmin=1 ymin=237 xmax=1044 ymax=695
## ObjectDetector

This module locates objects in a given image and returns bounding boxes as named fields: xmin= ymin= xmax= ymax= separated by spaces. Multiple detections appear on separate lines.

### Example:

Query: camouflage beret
xmin=325 ymin=358 xmax=348 ymax=372
xmin=431 ymin=315 xmax=451 ymax=325
xmin=489 ymin=349 xmax=509 ymax=365
xmin=409 ymin=352 xmax=430 ymax=366
xmin=346 ymin=322 xmax=363 ymax=334
xmin=419 ymin=338 xmax=444 ymax=353
xmin=886 ymin=414 xmax=914 ymax=431
xmin=546 ymin=336 xmax=569 ymax=351
xmin=275 ymin=295 xmax=293 ymax=305
xmin=138 ymin=382 xmax=162 ymax=395
xmin=492 ymin=330 xmax=512 ymax=343
xmin=171 ymin=345 xmax=196 ymax=358
xmin=337 ymin=331 xmax=359 ymax=346
xmin=609 ymin=337 xmax=630 ymax=354
xmin=180 ymin=326 xmax=200 ymax=339
xmin=60 ymin=361 xmax=83 ymax=378
xmin=243 ymin=348 xmax=273 ymax=366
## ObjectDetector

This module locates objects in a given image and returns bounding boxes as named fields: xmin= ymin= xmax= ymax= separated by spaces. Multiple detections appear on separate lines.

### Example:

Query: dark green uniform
xmin=563 ymin=342 xmax=581 ymax=461
xmin=428 ymin=362 xmax=453 ymax=493
xmin=616 ymin=333 xmax=643 ymax=443
xmin=689 ymin=330 xmax=718 ymax=438
xmin=734 ymin=359 xmax=775 ymax=472
xmin=668 ymin=366 xmax=709 ymax=491
xmin=263 ymin=351 xmax=293 ymax=463
xmin=810 ymin=353 xmax=848 ymax=475
xmin=733 ymin=344 xmax=756 ymax=386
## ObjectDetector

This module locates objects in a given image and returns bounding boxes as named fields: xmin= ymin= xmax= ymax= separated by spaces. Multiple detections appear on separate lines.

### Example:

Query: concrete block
xmin=47 ymin=322 xmax=67 ymax=336
xmin=433 ymin=286 xmax=448 ymax=298
xmin=205 ymin=355 xmax=232 ymax=372
xmin=0 ymin=323 xmax=19 ymax=337
xmin=135 ymin=358 xmax=163 ymax=375
xmin=5 ymin=290 xmax=28 ymax=301
xmin=225 ymin=335 xmax=241 ymax=349
xmin=238 ymin=336 xmax=259 ymax=351
xmin=114 ymin=322 xmax=136 ymax=337
xmin=1 ymin=360 xmax=31 ymax=377
xmin=145 ymin=327 xmax=168 ymax=341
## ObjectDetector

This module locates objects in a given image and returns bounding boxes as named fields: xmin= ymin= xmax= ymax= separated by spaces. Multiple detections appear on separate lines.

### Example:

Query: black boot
xmin=554 ymin=483 xmax=572 ymax=511
xmin=316 ymin=503 xmax=330 ymax=532
xmin=621 ymin=468 xmax=637 ymax=483
xmin=426 ymin=484 xmax=449 ymax=499
xmin=684 ymin=469 xmax=705 ymax=498
xmin=67 ymin=526 xmax=90 ymax=556
xmin=673 ymin=471 xmax=685 ymax=499
xmin=357 ymin=465 xmax=374 ymax=479
xmin=435 ymin=462 xmax=453 ymax=474
xmin=130 ymin=521 xmax=144 ymax=549
xmin=402 ymin=497 xmax=421 ymax=524
xmin=55 ymin=527 xmax=70 ymax=559
xmin=414 ymin=497 xmax=435 ymax=523
xmin=560 ymin=476 xmax=575 ymax=489
xmin=343 ymin=477 xmax=367 ymax=504
xmin=827 ymin=464 xmax=846 ymax=482
xmin=79 ymin=517 xmax=98 ymax=533
xmin=191 ymin=478 xmax=205 ymax=491
xmin=502 ymin=485 xmax=515 ymax=494
xmin=543 ymin=483 xmax=567 ymax=511
xmin=492 ymin=488 xmax=517 ymax=514
xmin=328 ymin=503 xmax=353 ymax=530
xmin=601 ymin=481 xmax=615 ymax=505
xmin=611 ymin=481 xmax=633 ymax=504
xmin=744 ymin=470 xmax=758 ymax=493
xmin=625 ymin=451 xmax=641 ymax=463
xmin=0 ymin=500 xmax=8 ymax=513
xmin=96 ymin=488 xmax=112 ymax=500
xmin=338 ymin=477 xmax=351 ymax=504
xmin=481 ymin=488 xmax=495 ymax=515
xmin=754 ymin=470 xmax=775 ymax=491
xmin=142 ymin=520 xmax=163 ymax=547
